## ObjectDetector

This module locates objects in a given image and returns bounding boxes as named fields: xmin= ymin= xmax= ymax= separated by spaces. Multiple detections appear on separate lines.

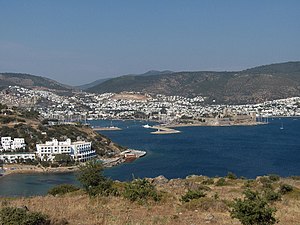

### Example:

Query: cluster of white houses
xmin=0 ymin=137 xmax=26 ymax=151
xmin=0 ymin=137 xmax=96 ymax=164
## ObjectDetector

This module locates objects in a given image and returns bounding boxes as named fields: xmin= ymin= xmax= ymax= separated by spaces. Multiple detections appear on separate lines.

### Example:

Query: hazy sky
xmin=0 ymin=0 xmax=300 ymax=85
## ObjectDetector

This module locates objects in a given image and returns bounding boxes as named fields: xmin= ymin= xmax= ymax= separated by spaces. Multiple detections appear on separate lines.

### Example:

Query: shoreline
xmin=166 ymin=121 xmax=266 ymax=128
xmin=0 ymin=164 xmax=80 ymax=178
xmin=0 ymin=149 xmax=146 ymax=178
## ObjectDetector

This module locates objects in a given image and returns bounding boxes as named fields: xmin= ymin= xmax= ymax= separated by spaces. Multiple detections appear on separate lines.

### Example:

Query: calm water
xmin=1 ymin=118 xmax=300 ymax=196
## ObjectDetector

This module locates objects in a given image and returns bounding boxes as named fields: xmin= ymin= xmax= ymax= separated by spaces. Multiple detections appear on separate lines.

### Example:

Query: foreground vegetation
xmin=1 ymin=162 xmax=300 ymax=224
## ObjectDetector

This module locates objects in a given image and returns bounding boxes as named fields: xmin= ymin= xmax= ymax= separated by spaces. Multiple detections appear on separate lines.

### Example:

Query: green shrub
xmin=258 ymin=176 xmax=273 ymax=189
xmin=279 ymin=184 xmax=294 ymax=195
xmin=123 ymin=178 xmax=161 ymax=203
xmin=230 ymin=189 xmax=277 ymax=225
xmin=226 ymin=172 xmax=237 ymax=180
xmin=202 ymin=178 xmax=214 ymax=185
xmin=181 ymin=189 xmax=206 ymax=203
xmin=40 ymin=161 xmax=51 ymax=167
xmin=215 ymin=178 xmax=226 ymax=186
xmin=0 ymin=207 xmax=50 ymax=225
xmin=268 ymin=174 xmax=280 ymax=182
xmin=242 ymin=180 xmax=255 ymax=189
xmin=263 ymin=189 xmax=281 ymax=202
xmin=48 ymin=184 xmax=79 ymax=196
xmin=87 ymin=179 xmax=118 ymax=197
xmin=289 ymin=176 xmax=300 ymax=180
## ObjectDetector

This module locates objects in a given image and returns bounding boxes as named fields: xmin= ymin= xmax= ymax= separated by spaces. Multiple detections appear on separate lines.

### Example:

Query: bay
xmin=1 ymin=117 xmax=300 ymax=196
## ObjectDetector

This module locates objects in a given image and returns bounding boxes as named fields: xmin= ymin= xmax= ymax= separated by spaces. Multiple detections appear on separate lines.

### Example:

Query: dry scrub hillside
xmin=1 ymin=175 xmax=300 ymax=225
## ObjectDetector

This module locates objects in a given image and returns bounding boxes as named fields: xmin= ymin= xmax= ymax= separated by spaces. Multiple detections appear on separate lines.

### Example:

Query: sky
xmin=0 ymin=0 xmax=300 ymax=85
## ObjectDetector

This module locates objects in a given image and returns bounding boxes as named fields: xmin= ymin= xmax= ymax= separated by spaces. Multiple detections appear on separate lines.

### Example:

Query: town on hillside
xmin=0 ymin=86 xmax=299 ymax=125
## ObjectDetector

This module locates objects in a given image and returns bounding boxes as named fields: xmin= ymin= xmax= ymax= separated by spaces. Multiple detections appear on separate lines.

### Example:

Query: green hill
xmin=87 ymin=62 xmax=300 ymax=104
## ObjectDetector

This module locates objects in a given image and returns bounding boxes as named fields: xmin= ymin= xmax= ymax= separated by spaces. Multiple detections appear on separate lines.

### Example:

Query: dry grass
xmin=1 ymin=177 xmax=300 ymax=225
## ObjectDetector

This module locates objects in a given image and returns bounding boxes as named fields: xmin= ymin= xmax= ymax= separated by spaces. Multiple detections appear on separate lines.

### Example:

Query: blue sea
xmin=1 ymin=118 xmax=300 ymax=196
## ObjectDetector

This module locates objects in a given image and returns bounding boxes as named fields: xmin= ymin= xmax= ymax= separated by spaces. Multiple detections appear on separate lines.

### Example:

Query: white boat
xmin=280 ymin=122 xmax=284 ymax=130
xmin=143 ymin=124 xmax=151 ymax=128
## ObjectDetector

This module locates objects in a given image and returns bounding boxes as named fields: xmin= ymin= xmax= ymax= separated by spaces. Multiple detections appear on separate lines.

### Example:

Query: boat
xmin=280 ymin=122 xmax=284 ymax=130
xmin=143 ymin=124 xmax=151 ymax=128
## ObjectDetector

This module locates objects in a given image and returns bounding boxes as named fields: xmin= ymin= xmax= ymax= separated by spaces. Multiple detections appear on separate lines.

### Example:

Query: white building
xmin=0 ymin=137 xmax=26 ymax=151
xmin=36 ymin=139 xmax=96 ymax=162
xmin=1 ymin=137 xmax=12 ymax=151
xmin=11 ymin=138 xmax=26 ymax=150
xmin=0 ymin=153 xmax=35 ymax=163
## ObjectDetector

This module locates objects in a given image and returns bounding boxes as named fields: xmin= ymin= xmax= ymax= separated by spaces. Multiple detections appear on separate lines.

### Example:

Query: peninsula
xmin=0 ymin=104 xmax=145 ymax=177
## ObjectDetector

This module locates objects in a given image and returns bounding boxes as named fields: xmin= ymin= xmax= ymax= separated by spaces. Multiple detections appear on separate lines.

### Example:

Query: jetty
xmin=92 ymin=126 xmax=122 ymax=131
xmin=150 ymin=126 xmax=180 ymax=134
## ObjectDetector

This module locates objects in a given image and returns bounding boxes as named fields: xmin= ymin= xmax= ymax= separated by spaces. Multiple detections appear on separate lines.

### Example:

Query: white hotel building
xmin=36 ymin=139 xmax=96 ymax=162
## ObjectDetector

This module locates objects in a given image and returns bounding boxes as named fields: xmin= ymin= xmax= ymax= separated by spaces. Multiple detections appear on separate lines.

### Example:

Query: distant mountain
xmin=78 ymin=70 xmax=174 ymax=90
xmin=139 ymin=70 xmax=174 ymax=76
xmin=87 ymin=62 xmax=300 ymax=104
xmin=76 ymin=78 xmax=111 ymax=90
xmin=0 ymin=73 xmax=72 ymax=91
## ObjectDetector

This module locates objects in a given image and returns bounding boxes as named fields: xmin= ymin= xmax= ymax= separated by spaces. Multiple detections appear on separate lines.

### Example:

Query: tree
xmin=230 ymin=189 xmax=277 ymax=225
xmin=76 ymin=160 xmax=115 ymax=196
xmin=53 ymin=154 xmax=74 ymax=166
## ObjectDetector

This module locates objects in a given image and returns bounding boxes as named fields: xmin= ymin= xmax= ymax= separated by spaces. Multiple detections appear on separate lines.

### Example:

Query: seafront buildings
xmin=0 ymin=136 xmax=96 ymax=163
xmin=36 ymin=139 xmax=96 ymax=162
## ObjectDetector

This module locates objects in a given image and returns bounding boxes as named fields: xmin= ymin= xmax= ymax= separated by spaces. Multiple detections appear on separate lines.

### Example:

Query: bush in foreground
xmin=0 ymin=207 xmax=50 ymax=225
xmin=76 ymin=160 xmax=117 ymax=197
xmin=215 ymin=178 xmax=227 ymax=186
xmin=268 ymin=174 xmax=280 ymax=182
xmin=181 ymin=189 xmax=206 ymax=202
xmin=230 ymin=189 xmax=277 ymax=225
xmin=48 ymin=184 xmax=79 ymax=196
xmin=123 ymin=178 xmax=161 ymax=203
xmin=226 ymin=172 xmax=237 ymax=180
xmin=279 ymin=183 xmax=294 ymax=195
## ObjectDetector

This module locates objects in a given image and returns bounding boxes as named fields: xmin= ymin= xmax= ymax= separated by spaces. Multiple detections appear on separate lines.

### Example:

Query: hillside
xmin=0 ymin=106 xmax=124 ymax=156
xmin=1 ymin=175 xmax=300 ymax=224
xmin=0 ymin=73 xmax=72 ymax=91
xmin=87 ymin=62 xmax=300 ymax=104
xmin=78 ymin=70 xmax=173 ymax=90
xmin=76 ymin=78 xmax=111 ymax=90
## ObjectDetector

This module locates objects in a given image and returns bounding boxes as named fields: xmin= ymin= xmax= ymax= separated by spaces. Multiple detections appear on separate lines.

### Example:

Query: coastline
xmin=0 ymin=164 xmax=80 ymax=178
xmin=0 ymin=149 xmax=146 ymax=178
xmin=166 ymin=121 xmax=266 ymax=128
